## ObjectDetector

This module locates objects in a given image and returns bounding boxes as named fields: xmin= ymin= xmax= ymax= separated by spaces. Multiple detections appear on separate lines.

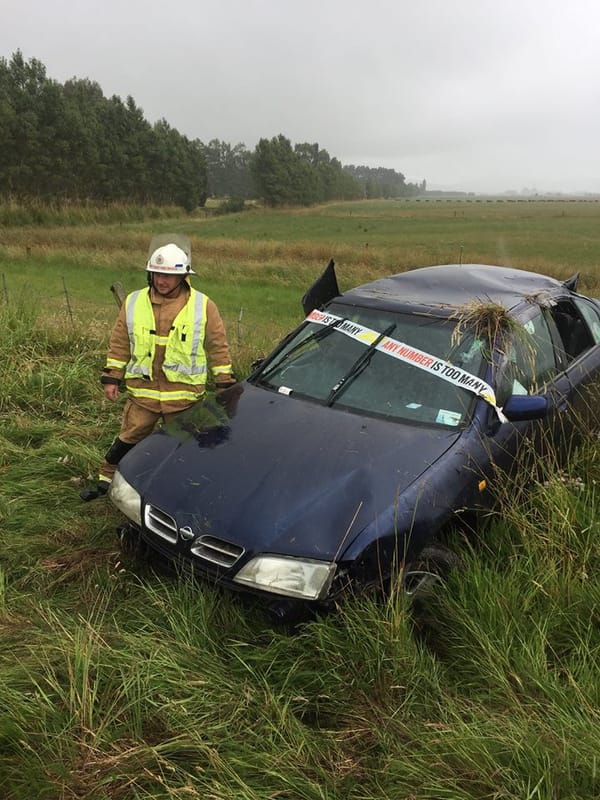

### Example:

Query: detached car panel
xmin=111 ymin=264 xmax=600 ymax=615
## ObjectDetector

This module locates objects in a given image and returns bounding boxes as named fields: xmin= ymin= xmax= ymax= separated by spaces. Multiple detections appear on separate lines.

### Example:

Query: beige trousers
xmin=98 ymin=399 xmax=182 ymax=483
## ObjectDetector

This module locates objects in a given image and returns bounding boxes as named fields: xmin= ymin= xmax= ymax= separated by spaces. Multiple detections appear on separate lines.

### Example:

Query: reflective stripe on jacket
xmin=124 ymin=288 xmax=209 ymax=385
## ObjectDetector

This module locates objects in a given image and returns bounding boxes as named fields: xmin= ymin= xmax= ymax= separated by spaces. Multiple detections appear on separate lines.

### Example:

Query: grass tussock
xmin=1 ymin=204 xmax=600 ymax=798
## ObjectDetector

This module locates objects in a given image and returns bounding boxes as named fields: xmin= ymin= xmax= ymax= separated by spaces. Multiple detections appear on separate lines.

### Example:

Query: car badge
xmin=179 ymin=526 xmax=195 ymax=542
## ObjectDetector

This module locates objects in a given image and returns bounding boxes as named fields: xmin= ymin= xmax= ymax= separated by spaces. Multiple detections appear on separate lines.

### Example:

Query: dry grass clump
xmin=450 ymin=300 xmax=517 ymax=355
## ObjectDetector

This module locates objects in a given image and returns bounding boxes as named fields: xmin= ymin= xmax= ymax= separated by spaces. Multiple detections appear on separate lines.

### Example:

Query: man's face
xmin=153 ymin=272 xmax=183 ymax=296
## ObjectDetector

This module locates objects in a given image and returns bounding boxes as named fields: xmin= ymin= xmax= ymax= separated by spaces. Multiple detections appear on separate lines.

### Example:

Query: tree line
xmin=344 ymin=165 xmax=426 ymax=199
xmin=0 ymin=51 xmax=424 ymax=210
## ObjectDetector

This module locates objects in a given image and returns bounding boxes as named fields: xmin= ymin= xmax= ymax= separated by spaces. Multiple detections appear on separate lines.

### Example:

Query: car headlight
xmin=108 ymin=470 xmax=142 ymax=526
xmin=233 ymin=556 xmax=336 ymax=600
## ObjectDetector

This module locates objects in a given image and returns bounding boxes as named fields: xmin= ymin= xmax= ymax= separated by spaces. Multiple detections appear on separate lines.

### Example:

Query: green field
xmin=0 ymin=199 xmax=599 ymax=798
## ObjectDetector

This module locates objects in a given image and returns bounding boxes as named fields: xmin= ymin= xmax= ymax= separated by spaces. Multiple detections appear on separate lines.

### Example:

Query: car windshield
xmin=254 ymin=303 xmax=487 ymax=427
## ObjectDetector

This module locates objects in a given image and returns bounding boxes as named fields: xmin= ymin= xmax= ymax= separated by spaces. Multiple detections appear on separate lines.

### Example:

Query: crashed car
xmin=110 ymin=262 xmax=600 ymax=620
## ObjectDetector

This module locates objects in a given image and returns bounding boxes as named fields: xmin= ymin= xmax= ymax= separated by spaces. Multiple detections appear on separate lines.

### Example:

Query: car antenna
xmin=459 ymin=245 xmax=464 ymax=265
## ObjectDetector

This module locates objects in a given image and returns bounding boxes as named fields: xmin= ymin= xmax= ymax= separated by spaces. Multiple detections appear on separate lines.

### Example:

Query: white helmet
xmin=146 ymin=243 xmax=195 ymax=275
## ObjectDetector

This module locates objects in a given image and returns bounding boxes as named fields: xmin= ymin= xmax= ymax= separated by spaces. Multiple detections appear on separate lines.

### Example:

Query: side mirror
xmin=503 ymin=394 xmax=548 ymax=422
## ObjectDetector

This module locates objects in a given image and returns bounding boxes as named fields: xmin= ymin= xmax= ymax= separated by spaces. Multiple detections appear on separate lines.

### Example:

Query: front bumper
xmin=117 ymin=521 xmax=337 ymax=625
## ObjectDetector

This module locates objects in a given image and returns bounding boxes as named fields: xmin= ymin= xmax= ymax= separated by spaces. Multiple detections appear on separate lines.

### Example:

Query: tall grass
xmin=0 ymin=197 xmax=184 ymax=227
xmin=0 ymin=203 xmax=599 ymax=798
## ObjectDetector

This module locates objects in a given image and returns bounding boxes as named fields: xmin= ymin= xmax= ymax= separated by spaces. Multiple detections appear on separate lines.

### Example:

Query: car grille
xmin=144 ymin=504 xmax=244 ymax=570
xmin=145 ymin=504 xmax=178 ymax=544
xmin=190 ymin=535 xmax=244 ymax=568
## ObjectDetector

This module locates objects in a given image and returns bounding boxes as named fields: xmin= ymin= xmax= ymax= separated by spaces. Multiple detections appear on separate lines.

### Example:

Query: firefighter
xmin=80 ymin=240 xmax=236 ymax=501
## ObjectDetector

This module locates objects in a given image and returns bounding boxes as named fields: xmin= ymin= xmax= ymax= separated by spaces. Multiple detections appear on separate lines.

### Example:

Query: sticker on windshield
xmin=436 ymin=409 xmax=462 ymax=426
xmin=307 ymin=309 xmax=507 ymax=422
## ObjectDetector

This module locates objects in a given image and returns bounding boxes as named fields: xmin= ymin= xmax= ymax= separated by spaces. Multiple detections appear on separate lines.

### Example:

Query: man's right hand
xmin=104 ymin=384 xmax=120 ymax=401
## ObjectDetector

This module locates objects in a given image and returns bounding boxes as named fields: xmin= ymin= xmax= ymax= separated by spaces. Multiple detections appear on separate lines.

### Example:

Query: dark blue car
xmin=110 ymin=263 xmax=600 ymax=620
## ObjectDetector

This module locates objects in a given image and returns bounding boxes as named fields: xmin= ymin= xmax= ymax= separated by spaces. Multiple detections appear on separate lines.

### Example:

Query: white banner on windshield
xmin=307 ymin=309 xmax=507 ymax=422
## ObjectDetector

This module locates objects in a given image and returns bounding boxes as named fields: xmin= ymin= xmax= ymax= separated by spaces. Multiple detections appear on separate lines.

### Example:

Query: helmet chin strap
xmin=150 ymin=274 xmax=186 ymax=297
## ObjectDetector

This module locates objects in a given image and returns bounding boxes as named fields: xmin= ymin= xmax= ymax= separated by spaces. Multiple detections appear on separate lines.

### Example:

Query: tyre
xmin=402 ymin=543 xmax=460 ymax=597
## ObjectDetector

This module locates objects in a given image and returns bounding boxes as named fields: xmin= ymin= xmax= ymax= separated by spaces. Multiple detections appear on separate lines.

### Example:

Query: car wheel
xmin=402 ymin=543 xmax=460 ymax=597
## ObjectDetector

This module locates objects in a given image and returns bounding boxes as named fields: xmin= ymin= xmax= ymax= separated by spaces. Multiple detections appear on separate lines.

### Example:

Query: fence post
xmin=110 ymin=282 xmax=126 ymax=309
xmin=62 ymin=276 xmax=74 ymax=325
xmin=237 ymin=307 xmax=243 ymax=346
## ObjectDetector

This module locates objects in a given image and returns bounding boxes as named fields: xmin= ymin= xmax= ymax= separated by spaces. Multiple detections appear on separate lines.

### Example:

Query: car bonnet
xmin=119 ymin=384 xmax=464 ymax=562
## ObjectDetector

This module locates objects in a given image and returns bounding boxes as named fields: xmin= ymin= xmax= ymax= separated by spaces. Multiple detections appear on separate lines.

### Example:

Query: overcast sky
xmin=3 ymin=0 xmax=600 ymax=194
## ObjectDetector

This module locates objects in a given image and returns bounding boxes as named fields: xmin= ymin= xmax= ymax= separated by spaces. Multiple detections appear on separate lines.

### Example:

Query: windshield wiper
xmin=326 ymin=323 xmax=396 ymax=406
xmin=258 ymin=317 xmax=346 ymax=384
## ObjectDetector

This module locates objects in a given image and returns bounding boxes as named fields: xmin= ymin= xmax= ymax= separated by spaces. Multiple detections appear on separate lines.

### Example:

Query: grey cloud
xmin=2 ymin=0 xmax=600 ymax=192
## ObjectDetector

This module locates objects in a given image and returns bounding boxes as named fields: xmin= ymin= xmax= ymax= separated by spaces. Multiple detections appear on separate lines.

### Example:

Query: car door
xmin=545 ymin=297 xmax=600 ymax=434
xmin=483 ymin=307 xmax=571 ymax=477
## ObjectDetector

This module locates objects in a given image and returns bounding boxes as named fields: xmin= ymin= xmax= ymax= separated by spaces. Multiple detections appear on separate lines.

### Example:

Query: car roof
xmin=337 ymin=264 xmax=569 ymax=315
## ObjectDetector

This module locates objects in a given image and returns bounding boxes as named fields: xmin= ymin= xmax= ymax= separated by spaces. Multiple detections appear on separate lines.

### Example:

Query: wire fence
xmin=1 ymin=276 xmax=248 ymax=349
xmin=0 ymin=274 xmax=124 ymax=320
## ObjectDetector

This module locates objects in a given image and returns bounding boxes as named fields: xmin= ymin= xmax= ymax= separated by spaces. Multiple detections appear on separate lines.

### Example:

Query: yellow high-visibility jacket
xmin=102 ymin=285 xmax=234 ymax=413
